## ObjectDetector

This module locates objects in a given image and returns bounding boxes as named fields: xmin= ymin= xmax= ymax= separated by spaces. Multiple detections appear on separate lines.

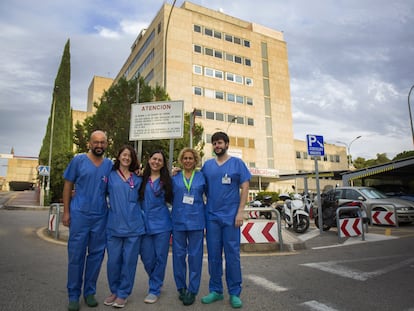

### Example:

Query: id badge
xmin=222 ymin=175 xmax=231 ymax=184
xmin=183 ymin=194 xmax=194 ymax=205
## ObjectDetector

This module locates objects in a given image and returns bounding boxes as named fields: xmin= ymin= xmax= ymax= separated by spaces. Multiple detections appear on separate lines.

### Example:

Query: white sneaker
xmin=144 ymin=293 xmax=158 ymax=304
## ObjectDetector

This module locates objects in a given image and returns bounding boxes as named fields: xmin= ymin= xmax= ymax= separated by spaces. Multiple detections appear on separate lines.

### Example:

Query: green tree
xmin=74 ymin=77 xmax=204 ymax=166
xmin=39 ymin=39 xmax=73 ymax=203
xmin=393 ymin=150 xmax=414 ymax=161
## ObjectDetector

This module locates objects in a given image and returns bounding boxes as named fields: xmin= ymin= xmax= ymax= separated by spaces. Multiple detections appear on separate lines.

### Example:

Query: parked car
xmin=371 ymin=184 xmax=414 ymax=202
xmin=331 ymin=186 xmax=414 ymax=224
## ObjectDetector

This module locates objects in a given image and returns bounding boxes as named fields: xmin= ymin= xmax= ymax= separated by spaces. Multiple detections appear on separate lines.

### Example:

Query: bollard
xmin=48 ymin=203 xmax=63 ymax=240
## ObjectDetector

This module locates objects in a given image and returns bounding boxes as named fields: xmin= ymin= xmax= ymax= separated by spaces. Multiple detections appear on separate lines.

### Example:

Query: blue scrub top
xmin=63 ymin=153 xmax=113 ymax=215
xmin=201 ymin=156 xmax=251 ymax=224
xmin=141 ymin=178 xmax=172 ymax=235
xmin=107 ymin=170 xmax=145 ymax=237
xmin=172 ymin=170 xmax=206 ymax=231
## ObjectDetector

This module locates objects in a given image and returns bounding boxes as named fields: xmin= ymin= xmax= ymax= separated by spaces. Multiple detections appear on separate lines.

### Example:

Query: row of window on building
xmin=193 ymin=86 xmax=254 ymax=107
xmin=193 ymin=109 xmax=254 ymax=127
xmin=193 ymin=64 xmax=253 ymax=86
xmin=193 ymin=44 xmax=251 ymax=67
xmin=193 ymin=24 xmax=251 ymax=48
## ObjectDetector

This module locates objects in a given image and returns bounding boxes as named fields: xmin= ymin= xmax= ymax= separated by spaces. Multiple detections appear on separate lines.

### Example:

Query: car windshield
xmin=359 ymin=188 xmax=388 ymax=199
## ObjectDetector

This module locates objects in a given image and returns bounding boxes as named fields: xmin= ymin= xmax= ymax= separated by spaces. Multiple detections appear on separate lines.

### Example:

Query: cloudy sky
xmin=1 ymin=0 xmax=414 ymax=175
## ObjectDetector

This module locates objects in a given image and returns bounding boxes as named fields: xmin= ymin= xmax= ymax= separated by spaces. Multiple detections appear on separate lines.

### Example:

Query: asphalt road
xmin=1 ymin=207 xmax=414 ymax=311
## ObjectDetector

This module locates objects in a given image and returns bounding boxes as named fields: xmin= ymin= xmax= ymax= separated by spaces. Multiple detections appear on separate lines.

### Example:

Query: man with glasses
xmin=62 ymin=130 xmax=113 ymax=311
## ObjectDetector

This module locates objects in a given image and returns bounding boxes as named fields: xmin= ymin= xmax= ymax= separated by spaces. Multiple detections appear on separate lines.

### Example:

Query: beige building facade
xmin=109 ymin=1 xmax=347 ymax=194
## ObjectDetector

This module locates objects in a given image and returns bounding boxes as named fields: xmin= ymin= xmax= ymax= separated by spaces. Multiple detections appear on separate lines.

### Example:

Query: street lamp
xmin=336 ymin=135 xmax=362 ymax=169
xmin=226 ymin=116 xmax=237 ymax=132
xmin=408 ymin=85 xmax=414 ymax=147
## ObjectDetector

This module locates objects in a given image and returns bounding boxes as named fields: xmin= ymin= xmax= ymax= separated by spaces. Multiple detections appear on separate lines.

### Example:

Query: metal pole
xmin=348 ymin=135 xmax=362 ymax=167
xmin=315 ymin=157 xmax=323 ymax=234
xmin=408 ymin=85 xmax=414 ymax=147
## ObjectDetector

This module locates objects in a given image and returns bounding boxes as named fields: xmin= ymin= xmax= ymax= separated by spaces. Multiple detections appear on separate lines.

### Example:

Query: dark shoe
xmin=201 ymin=292 xmax=224 ymax=304
xmin=178 ymin=288 xmax=187 ymax=301
xmin=230 ymin=295 xmax=243 ymax=308
xmin=68 ymin=301 xmax=80 ymax=311
xmin=84 ymin=294 xmax=98 ymax=307
xmin=183 ymin=292 xmax=196 ymax=306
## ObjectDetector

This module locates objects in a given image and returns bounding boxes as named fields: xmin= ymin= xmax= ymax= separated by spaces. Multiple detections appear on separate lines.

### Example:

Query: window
xmin=236 ymin=95 xmax=244 ymax=104
xmin=303 ymin=152 xmax=308 ymax=160
xmin=193 ymin=87 xmax=202 ymax=96
xmin=245 ymin=77 xmax=253 ymax=86
xmin=236 ymin=116 xmax=244 ymax=124
xmin=234 ymin=37 xmax=241 ymax=45
xmin=205 ymin=47 xmax=214 ymax=56
xmin=227 ymin=93 xmax=235 ymax=102
xmin=215 ymin=70 xmax=223 ymax=79
xmin=228 ymin=115 xmax=236 ymax=122
xmin=245 ymin=58 xmax=251 ymax=66
xmin=247 ymin=118 xmax=254 ymax=126
xmin=214 ymin=50 xmax=223 ymax=59
xmin=248 ymin=139 xmax=255 ymax=148
xmin=157 ymin=23 xmax=161 ymax=34
xmin=244 ymin=40 xmax=250 ymax=48
xmin=296 ymin=151 xmax=301 ymax=159
xmin=194 ymin=45 xmax=202 ymax=53
xmin=235 ymin=75 xmax=243 ymax=84
xmin=246 ymin=97 xmax=253 ymax=105
xmin=215 ymin=91 xmax=224 ymax=100
xmin=225 ymin=34 xmax=233 ymax=42
xmin=205 ymin=67 xmax=214 ymax=77
xmin=204 ymin=89 xmax=215 ymax=98
xmin=206 ymin=111 xmax=214 ymax=120
xmin=195 ymin=109 xmax=202 ymax=117
xmin=214 ymin=30 xmax=222 ymax=39
xmin=193 ymin=65 xmax=202 ymax=75
xmin=225 ymin=53 xmax=234 ymax=62
xmin=216 ymin=112 xmax=224 ymax=121
xmin=193 ymin=24 xmax=201 ymax=33
xmin=226 ymin=72 xmax=234 ymax=82
xmin=234 ymin=56 xmax=242 ymax=64
xmin=204 ymin=28 xmax=213 ymax=37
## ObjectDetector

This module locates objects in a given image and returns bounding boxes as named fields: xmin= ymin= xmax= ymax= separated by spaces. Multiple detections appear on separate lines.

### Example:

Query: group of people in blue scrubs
xmin=62 ymin=130 xmax=250 ymax=311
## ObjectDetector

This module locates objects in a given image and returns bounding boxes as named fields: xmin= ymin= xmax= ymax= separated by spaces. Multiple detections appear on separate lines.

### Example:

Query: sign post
xmin=307 ymin=134 xmax=324 ymax=234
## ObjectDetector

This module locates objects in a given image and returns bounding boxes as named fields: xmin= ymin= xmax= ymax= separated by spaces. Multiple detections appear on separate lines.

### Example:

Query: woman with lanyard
xmin=139 ymin=150 xmax=173 ymax=304
xmin=171 ymin=148 xmax=206 ymax=306
xmin=104 ymin=145 xmax=145 ymax=308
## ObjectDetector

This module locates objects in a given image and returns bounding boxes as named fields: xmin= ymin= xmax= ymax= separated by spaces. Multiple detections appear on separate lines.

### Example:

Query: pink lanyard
xmin=118 ymin=169 xmax=134 ymax=188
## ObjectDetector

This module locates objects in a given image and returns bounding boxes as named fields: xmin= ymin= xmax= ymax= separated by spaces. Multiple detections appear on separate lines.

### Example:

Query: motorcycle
xmin=313 ymin=191 xmax=368 ymax=231
xmin=278 ymin=193 xmax=310 ymax=233
xmin=249 ymin=195 xmax=273 ymax=219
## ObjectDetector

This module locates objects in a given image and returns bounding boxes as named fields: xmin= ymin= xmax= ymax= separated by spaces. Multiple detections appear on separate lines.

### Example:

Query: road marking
xmin=244 ymin=274 xmax=289 ymax=292
xmin=301 ymin=300 xmax=339 ymax=311
xmin=311 ymin=233 xmax=398 ymax=250
xmin=301 ymin=255 xmax=414 ymax=281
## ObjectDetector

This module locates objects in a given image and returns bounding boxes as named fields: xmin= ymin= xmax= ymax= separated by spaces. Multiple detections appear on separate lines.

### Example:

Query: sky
xmin=1 ymin=0 xmax=414 ymax=175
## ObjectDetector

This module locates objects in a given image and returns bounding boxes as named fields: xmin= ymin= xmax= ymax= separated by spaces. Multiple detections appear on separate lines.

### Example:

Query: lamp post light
xmin=408 ymin=85 xmax=414 ymax=147
xmin=336 ymin=135 xmax=362 ymax=169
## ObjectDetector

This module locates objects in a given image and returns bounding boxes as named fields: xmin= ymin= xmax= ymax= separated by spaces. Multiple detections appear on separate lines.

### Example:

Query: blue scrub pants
xmin=106 ymin=235 xmax=141 ymax=299
xmin=206 ymin=219 xmax=242 ymax=296
xmin=172 ymin=230 xmax=204 ymax=294
xmin=140 ymin=231 xmax=171 ymax=296
xmin=67 ymin=210 xmax=107 ymax=301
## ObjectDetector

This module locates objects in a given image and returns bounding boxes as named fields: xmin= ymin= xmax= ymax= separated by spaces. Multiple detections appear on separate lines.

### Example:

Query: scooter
xmin=278 ymin=193 xmax=310 ymax=233
xmin=249 ymin=195 xmax=273 ymax=219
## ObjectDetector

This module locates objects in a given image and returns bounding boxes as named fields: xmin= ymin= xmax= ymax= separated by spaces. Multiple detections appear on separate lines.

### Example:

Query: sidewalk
xmin=3 ymin=190 xmax=306 ymax=252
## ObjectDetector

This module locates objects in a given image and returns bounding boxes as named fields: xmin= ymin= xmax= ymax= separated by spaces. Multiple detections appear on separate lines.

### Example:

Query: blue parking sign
xmin=307 ymin=134 xmax=324 ymax=156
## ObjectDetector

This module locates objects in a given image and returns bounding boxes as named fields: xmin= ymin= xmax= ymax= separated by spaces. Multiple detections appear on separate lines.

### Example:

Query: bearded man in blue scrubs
xmin=201 ymin=131 xmax=251 ymax=309
xmin=62 ymin=130 xmax=113 ymax=311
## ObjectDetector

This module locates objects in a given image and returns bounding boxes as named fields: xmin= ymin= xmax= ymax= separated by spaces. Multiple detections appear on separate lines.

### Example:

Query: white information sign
xmin=129 ymin=100 xmax=184 ymax=140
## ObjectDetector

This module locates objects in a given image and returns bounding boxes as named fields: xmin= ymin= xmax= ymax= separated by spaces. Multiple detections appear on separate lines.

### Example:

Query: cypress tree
xmin=39 ymin=39 xmax=73 ymax=203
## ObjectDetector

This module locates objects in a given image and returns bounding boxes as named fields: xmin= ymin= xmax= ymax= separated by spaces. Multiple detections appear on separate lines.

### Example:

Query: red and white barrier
xmin=339 ymin=218 xmax=362 ymax=238
xmin=371 ymin=210 xmax=396 ymax=226
xmin=241 ymin=221 xmax=279 ymax=243
xmin=248 ymin=211 xmax=261 ymax=219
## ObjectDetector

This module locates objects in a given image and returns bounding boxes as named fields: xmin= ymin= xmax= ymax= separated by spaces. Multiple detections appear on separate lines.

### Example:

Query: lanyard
xmin=149 ymin=177 xmax=163 ymax=196
xmin=118 ymin=169 xmax=134 ymax=188
xmin=182 ymin=170 xmax=195 ymax=193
